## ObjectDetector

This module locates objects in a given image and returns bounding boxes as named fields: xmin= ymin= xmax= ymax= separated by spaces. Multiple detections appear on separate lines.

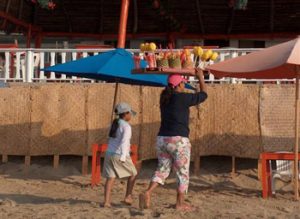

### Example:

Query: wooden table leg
xmin=257 ymin=156 xmax=262 ymax=180
xmin=91 ymin=144 xmax=97 ymax=187
xmin=2 ymin=155 xmax=8 ymax=163
xmin=53 ymin=155 xmax=59 ymax=169
xmin=95 ymin=151 xmax=101 ymax=184
xmin=194 ymin=155 xmax=200 ymax=176
xmin=231 ymin=156 xmax=236 ymax=178
xmin=261 ymin=156 xmax=268 ymax=199
xmin=266 ymin=159 xmax=272 ymax=197
xmin=82 ymin=155 xmax=88 ymax=175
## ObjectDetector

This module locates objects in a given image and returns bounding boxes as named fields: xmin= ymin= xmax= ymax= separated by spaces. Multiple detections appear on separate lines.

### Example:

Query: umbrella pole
xmin=294 ymin=73 xmax=300 ymax=200
xmin=117 ymin=0 xmax=130 ymax=48
xmin=111 ymin=82 xmax=120 ymax=123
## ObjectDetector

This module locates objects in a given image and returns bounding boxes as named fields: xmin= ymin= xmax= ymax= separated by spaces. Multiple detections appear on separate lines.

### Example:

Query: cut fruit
xmin=168 ymin=57 xmax=182 ymax=68
xmin=210 ymin=52 xmax=219 ymax=61
xmin=157 ymin=59 xmax=169 ymax=68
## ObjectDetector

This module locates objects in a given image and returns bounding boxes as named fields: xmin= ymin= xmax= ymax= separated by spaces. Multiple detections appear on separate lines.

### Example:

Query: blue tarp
xmin=43 ymin=48 xmax=168 ymax=87
xmin=0 ymin=81 xmax=8 ymax=88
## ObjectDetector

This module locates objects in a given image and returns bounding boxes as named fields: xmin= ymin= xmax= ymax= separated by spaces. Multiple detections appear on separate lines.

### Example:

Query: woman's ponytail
xmin=160 ymin=84 xmax=175 ymax=107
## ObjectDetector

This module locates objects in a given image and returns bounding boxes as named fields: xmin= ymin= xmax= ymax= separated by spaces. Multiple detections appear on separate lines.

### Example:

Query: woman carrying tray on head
xmin=139 ymin=68 xmax=207 ymax=211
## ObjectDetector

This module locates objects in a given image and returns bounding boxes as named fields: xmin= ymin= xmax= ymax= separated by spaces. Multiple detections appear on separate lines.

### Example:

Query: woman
xmin=139 ymin=68 xmax=207 ymax=211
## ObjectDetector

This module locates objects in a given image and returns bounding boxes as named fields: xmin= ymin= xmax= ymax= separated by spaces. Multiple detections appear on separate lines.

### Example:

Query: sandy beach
xmin=0 ymin=156 xmax=299 ymax=219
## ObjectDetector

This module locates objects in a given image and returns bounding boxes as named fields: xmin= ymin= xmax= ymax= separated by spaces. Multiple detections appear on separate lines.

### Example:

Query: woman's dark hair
xmin=160 ymin=84 xmax=175 ymax=108
xmin=109 ymin=111 xmax=127 ymax=138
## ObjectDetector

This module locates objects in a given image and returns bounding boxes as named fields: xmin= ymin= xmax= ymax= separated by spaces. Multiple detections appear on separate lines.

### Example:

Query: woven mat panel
xmin=0 ymin=87 xmax=31 ymax=155
xmin=189 ymin=105 xmax=200 ymax=160
xmin=118 ymin=84 xmax=142 ymax=146
xmin=185 ymin=85 xmax=200 ymax=160
xmin=139 ymin=87 xmax=162 ymax=160
xmin=86 ymin=84 xmax=115 ymax=155
xmin=30 ymin=85 xmax=87 ymax=155
xmin=3 ymin=84 xmax=292 ymax=159
xmin=196 ymin=85 xmax=261 ymax=158
xmin=260 ymin=85 xmax=295 ymax=152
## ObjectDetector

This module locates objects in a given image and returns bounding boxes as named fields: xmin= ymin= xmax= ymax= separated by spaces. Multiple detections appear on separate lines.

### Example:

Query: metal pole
xmin=295 ymin=70 xmax=300 ymax=200
xmin=117 ymin=0 xmax=130 ymax=48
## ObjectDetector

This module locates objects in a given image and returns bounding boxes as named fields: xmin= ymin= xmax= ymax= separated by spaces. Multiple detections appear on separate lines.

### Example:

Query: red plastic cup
xmin=134 ymin=55 xmax=141 ymax=69
xmin=146 ymin=53 xmax=156 ymax=69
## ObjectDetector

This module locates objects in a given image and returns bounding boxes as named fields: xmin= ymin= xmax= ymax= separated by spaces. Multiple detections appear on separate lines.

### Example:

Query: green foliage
xmin=37 ymin=0 xmax=50 ymax=9
xmin=234 ymin=0 xmax=248 ymax=10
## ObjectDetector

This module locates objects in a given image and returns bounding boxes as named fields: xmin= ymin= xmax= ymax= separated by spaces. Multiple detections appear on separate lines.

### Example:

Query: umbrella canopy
xmin=207 ymin=36 xmax=300 ymax=79
xmin=207 ymin=37 xmax=300 ymax=200
xmin=43 ymin=48 xmax=168 ymax=87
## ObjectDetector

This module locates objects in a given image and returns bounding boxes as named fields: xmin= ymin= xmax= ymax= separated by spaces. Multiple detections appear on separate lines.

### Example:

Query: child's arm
xmin=119 ymin=124 xmax=132 ymax=162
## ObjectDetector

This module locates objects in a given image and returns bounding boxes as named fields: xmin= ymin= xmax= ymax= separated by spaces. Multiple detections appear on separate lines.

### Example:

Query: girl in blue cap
xmin=102 ymin=102 xmax=137 ymax=208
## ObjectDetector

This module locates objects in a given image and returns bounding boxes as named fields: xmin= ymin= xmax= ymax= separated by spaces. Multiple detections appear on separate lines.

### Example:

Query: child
xmin=103 ymin=102 xmax=137 ymax=207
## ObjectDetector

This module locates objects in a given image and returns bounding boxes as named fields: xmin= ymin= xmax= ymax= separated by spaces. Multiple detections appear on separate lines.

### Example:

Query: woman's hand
xmin=195 ymin=68 xmax=207 ymax=93
xmin=195 ymin=68 xmax=204 ymax=80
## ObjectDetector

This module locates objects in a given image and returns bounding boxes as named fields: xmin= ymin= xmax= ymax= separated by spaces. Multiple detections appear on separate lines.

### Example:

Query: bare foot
xmin=176 ymin=203 xmax=196 ymax=212
xmin=122 ymin=196 xmax=133 ymax=205
xmin=139 ymin=192 xmax=150 ymax=210
xmin=103 ymin=203 xmax=112 ymax=208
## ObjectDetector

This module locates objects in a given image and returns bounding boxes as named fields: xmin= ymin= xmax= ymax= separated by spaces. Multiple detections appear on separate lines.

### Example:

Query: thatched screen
xmin=1 ymin=83 xmax=295 ymax=160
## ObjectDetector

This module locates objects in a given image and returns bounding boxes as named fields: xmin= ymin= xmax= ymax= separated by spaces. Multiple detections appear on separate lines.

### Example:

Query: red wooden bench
xmin=261 ymin=152 xmax=300 ymax=199
xmin=91 ymin=144 xmax=138 ymax=187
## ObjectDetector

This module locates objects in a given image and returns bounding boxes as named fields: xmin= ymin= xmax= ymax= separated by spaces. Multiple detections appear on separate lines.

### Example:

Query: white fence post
xmin=4 ymin=52 xmax=10 ymax=82
xmin=15 ymin=52 xmax=21 ymax=80
xmin=61 ymin=52 xmax=67 ymax=80
xmin=231 ymin=51 xmax=238 ymax=84
xmin=25 ymin=50 xmax=33 ymax=83
xmin=39 ymin=52 xmax=45 ymax=80
xmin=82 ymin=52 xmax=88 ymax=58
xmin=71 ymin=52 xmax=77 ymax=80
xmin=50 ymin=52 xmax=56 ymax=79
xmin=218 ymin=53 xmax=226 ymax=83
xmin=208 ymin=60 xmax=215 ymax=82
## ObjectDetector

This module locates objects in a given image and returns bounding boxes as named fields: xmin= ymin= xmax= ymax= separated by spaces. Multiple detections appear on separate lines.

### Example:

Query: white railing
xmin=0 ymin=48 xmax=294 ymax=84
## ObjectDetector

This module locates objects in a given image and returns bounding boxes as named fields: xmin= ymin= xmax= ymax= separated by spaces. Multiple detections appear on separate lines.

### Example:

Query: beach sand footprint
xmin=113 ymin=208 xmax=132 ymax=219
xmin=0 ymin=199 xmax=17 ymax=208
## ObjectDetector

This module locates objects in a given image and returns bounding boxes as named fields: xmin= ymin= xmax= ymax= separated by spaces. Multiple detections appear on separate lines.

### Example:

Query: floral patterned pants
xmin=151 ymin=136 xmax=191 ymax=193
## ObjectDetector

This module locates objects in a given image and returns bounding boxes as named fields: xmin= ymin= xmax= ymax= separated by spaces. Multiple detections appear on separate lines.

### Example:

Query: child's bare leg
xmin=124 ymin=175 xmax=136 ymax=205
xmin=104 ymin=177 xmax=115 ymax=207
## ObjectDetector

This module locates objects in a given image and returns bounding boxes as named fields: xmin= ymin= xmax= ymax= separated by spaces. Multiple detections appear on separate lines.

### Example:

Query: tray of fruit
xmin=131 ymin=43 xmax=219 ymax=76
xmin=131 ymin=67 xmax=196 ymax=76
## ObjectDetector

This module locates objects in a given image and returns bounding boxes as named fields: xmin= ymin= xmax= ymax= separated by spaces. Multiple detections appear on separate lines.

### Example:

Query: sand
xmin=0 ymin=156 xmax=299 ymax=219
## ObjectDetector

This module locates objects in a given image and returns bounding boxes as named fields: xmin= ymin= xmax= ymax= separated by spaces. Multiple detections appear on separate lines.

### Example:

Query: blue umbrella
xmin=43 ymin=48 xmax=170 ymax=121
xmin=43 ymin=48 xmax=168 ymax=87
